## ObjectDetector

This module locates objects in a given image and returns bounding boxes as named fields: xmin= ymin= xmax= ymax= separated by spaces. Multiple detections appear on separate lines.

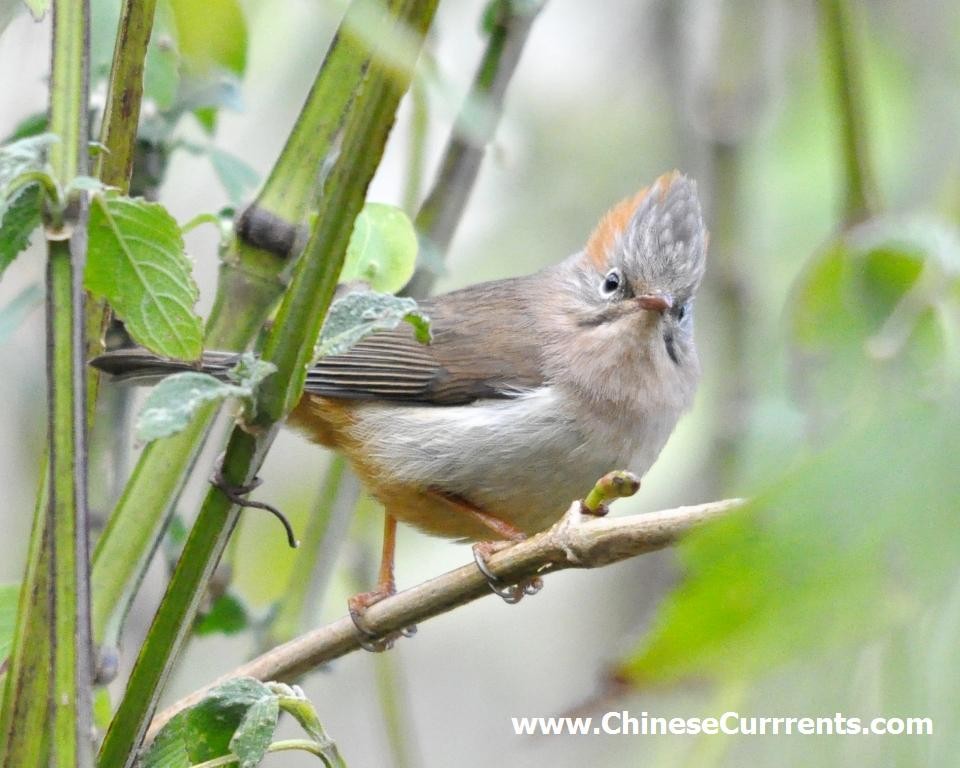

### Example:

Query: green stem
xmin=0 ymin=472 xmax=51 ymax=768
xmin=95 ymin=0 xmax=159 ymax=189
xmin=89 ymin=0 xmax=421 ymax=649
xmin=46 ymin=0 xmax=94 ymax=764
xmin=818 ymin=0 xmax=878 ymax=224
xmin=405 ymin=0 xmax=543 ymax=298
xmin=256 ymin=0 xmax=406 ymax=224
xmin=99 ymin=4 xmax=438 ymax=764
xmin=190 ymin=738 xmax=331 ymax=768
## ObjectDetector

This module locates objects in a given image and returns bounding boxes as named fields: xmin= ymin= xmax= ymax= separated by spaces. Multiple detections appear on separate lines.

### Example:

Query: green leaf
xmin=0 ymin=185 xmax=41 ymax=277
xmin=229 ymin=696 xmax=279 ymax=768
xmin=85 ymin=195 xmax=203 ymax=360
xmin=0 ymin=283 xmax=42 ymax=344
xmin=341 ymin=203 xmax=419 ymax=293
xmin=0 ymin=583 xmax=19 ymax=661
xmin=194 ymin=593 xmax=249 ymax=636
xmin=184 ymin=679 xmax=272 ymax=763
xmin=3 ymin=112 xmax=48 ymax=143
xmin=169 ymin=0 xmax=247 ymax=76
xmin=140 ymin=714 xmax=191 ymax=768
xmin=0 ymin=133 xmax=57 ymax=234
xmin=135 ymin=355 xmax=276 ymax=442
xmin=208 ymin=147 xmax=259 ymax=206
xmin=791 ymin=215 xmax=960 ymax=404
xmin=135 ymin=374 xmax=242 ymax=442
xmin=142 ymin=678 xmax=276 ymax=767
xmin=315 ymin=291 xmax=431 ymax=359
xmin=619 ymin=395 xmax=960 ymax=687
xmin=21 ymin=0 xmax=48 ymax=21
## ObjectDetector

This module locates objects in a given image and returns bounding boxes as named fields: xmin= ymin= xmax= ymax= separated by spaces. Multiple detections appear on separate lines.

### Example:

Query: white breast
xmin=349 ymin=384 xmax=684 ymax=533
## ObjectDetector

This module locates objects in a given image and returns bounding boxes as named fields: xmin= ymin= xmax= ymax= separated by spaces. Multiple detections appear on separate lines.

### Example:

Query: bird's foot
xmin=347 ymin=588 xmax=417 ymax=653
xmin=472 ymin=541 xmax=543 ymax=604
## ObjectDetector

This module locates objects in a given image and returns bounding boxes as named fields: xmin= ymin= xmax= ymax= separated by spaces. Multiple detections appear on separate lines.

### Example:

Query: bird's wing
xmin=306 ymin=276 xmax=546 ymax=405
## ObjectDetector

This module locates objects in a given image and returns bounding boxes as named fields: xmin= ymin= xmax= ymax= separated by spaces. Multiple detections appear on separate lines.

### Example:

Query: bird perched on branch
xmin=93 ymin=170 xmax=707 ymax=645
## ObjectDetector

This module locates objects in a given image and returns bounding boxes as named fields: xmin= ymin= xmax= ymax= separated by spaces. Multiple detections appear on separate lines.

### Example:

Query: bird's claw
xmin=347 ymin=590 xmax=416 ymax=652
xmin=472 ymin=542 xmax=543 ymax=604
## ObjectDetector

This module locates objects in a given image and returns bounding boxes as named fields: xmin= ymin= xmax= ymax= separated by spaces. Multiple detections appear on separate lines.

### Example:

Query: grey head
xmin=543 ymin=172 xmax=708 ymax=409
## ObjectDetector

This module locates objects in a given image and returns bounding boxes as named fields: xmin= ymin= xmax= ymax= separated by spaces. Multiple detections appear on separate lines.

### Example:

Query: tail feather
xmin=90 ymin=348 xmax=241 ymax=384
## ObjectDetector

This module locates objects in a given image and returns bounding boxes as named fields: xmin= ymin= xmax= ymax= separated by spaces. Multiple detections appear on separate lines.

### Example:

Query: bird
xmin=93 ymin=170 xmax=707 ymax=643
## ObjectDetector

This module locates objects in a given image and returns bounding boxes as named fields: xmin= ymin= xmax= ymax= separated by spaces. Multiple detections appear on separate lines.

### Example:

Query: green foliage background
xmin=1 ymin=0 xmax=959 ymax=766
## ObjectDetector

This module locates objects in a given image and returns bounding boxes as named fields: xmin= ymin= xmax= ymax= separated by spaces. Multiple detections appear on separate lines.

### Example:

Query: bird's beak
xmin=636 ymin=293 xmax=673 ymax=313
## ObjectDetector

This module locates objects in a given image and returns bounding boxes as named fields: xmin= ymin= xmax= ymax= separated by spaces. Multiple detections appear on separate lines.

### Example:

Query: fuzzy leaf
xmin=135 ymin=355 xmax=276 ymax=442
xmin=0 ymin=133 xmax=57 ymax=243
xmin=0 ymin=185 xmax=41 ymax=277
xmin=136 ymin=373 xmax=245 ymax=442
xmin=183 ymin=679 xmax=273 ymax=763
xmin=315 ymin=291 xmax=431 ymax=359
xmin=341 ymin=203 xmax=419 ymax=293
xmin=229 ymin=696 xmax=280 ymax=768
xmin=142 ymin=678 xmax=275 ymax=767
xmin=85 ymin=195 xmax=203 ymax=360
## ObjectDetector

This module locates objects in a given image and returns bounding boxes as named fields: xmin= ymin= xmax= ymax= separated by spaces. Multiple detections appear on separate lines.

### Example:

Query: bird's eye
xmin=601 ymin=269 xmax=621 ymax=296
xmin=677 ymin=304 xmax=686 ymax=321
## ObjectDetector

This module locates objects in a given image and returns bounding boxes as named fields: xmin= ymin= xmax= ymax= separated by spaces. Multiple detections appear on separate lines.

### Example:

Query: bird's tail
xmin=90 ymin=347 xmax=241 ymax=385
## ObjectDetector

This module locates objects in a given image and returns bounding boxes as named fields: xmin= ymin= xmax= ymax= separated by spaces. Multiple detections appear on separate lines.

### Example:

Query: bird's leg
xmin=348 ymin=514 xmax=416 ymax=652
xmin=432 ymin=491 xmax=543 ymax=604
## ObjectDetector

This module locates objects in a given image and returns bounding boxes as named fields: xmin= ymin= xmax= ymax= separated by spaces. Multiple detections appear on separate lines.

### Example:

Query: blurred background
xmin=2 ymin=0 xmax=960 ymax=765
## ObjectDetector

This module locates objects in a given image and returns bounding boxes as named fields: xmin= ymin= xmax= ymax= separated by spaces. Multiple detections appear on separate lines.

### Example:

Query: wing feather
xmin=306 ymin=276 xmax=547 ymax=405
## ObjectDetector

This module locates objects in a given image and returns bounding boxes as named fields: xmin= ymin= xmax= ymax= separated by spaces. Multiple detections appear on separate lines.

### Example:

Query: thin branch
xmin=148 ymin=497 xmax=743 ymax=739
xmin=817 ymin=0 xmax=878 ymax=223
xmin=404 ymin=0 xmax=544 ymax=298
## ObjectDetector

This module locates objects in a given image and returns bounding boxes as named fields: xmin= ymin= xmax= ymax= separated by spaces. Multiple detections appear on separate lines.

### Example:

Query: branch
xmin=817 ymin=0 xmax=878 ymax=223
xmin=147 ymin=497 xmax=743 ymax=739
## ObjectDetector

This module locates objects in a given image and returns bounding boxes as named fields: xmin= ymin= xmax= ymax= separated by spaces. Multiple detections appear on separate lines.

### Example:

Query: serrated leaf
xmin=0 ymin=133 xmax=57 ymax=237
xmin=0 ymin=184 xmax=41 ymax=276
xmin=135 ymin=355 xmax=276 ymax=442
xmin=316 ymin=292 xmax=431 ymax=360
xmin=229 ymin=696 xmax=280 ymax=768
xmin=0 ymin=283 xmax=42 ymax=344
xmin=135 ymin=373 xmax=244 ymax=442
xmin=85 ymin=195 xmax=203 ymax=360
xmin=0 ymin=583 xmax=19 ymax=661
xmin=341 ymin=203 xmax=418 ymax=293
xmin=194 ymin=593 xmax=249 ymax=636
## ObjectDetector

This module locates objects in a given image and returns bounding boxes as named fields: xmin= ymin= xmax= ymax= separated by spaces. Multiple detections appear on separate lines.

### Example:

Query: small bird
xmin=94 ymin=171 xmax=707 ymax=640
